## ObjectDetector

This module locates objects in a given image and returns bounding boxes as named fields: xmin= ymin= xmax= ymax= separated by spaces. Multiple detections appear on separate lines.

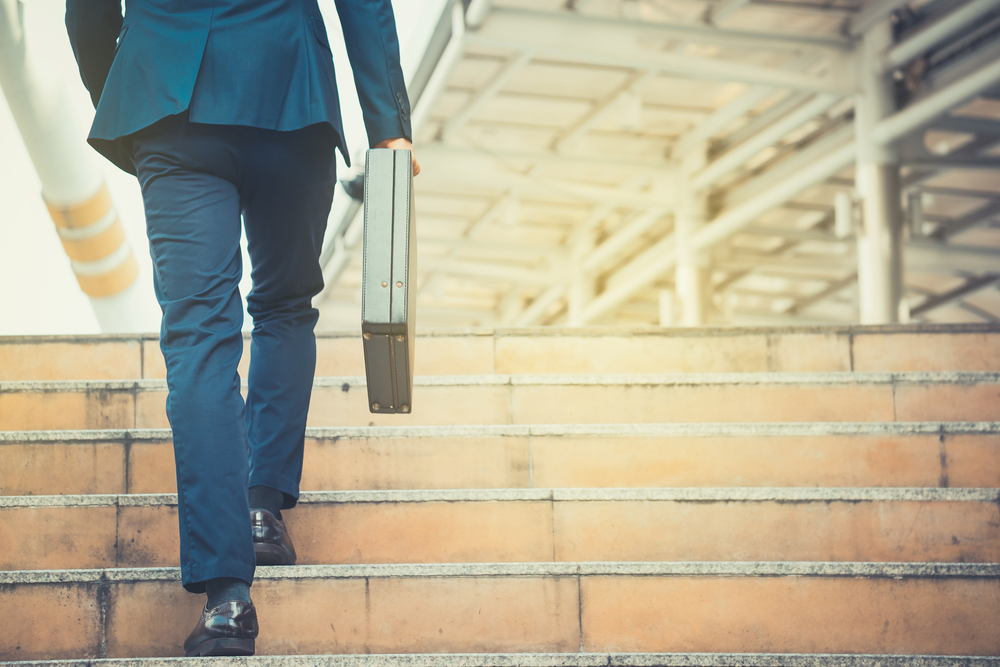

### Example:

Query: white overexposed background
xmin=0 ymin=0 xmax=437 ymax=335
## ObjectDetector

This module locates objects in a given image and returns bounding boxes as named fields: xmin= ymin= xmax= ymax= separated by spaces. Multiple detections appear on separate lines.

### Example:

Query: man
xmin=66 ymin=0 xmax=419 ymax=657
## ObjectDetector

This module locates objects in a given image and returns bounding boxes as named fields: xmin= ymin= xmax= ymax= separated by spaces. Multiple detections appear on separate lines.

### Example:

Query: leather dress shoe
xmin=183 ymin=599 xmax=258 ymax=657
xmin=252 ymin=508 xmax=297 ymax=565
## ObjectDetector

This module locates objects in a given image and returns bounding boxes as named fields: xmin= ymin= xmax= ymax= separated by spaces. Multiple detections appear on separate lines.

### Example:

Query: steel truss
xmin=317 ymin=0 xmax=1000 ymax=329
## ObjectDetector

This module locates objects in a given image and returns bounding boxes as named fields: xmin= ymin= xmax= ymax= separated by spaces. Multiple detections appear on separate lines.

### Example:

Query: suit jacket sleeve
xmin=65 ymin=0 xmax=124 ymax=108
xmin=334 ymin=0 xmax=413 ymax=147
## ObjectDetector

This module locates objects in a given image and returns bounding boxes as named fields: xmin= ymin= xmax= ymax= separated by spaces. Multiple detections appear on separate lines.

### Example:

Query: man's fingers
xmin=374 ymin=137 xmax=420 ymax=175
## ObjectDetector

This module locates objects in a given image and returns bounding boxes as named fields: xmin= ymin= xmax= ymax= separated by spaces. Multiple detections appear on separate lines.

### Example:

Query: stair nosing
xmin=2 ymin=653 xmax=1000 ymax=667
xmin=3 ymin=561 xmax=999 ymax=585
xmin=2 ymin=320 xmax=1000 ymax=344
xmin=2 ymin=487 xmax=998 ymax=509
xmin=2 ymin=421 xmax=999 ymax=444
xmin=4 ymin=371 xmax=1000 ymax=394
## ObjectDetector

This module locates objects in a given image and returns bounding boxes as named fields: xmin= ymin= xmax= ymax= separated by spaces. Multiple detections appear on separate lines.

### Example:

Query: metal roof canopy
xmin=317 ymin=0 xmax=1000 ymax=329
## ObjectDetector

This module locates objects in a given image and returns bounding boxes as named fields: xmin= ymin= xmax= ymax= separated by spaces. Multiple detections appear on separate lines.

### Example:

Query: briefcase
xmin=361 ymin=148 xmax=416 ymax=414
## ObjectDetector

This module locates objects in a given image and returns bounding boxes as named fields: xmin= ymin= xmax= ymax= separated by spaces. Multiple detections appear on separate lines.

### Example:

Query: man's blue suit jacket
xmin=66 ymin=0 xmax=412 ymax=174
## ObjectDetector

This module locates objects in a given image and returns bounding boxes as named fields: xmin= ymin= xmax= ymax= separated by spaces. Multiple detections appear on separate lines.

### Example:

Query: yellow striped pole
xmin=1 ymin=0 xmax=156 ymax=331
xmin=43 ymin=182 xmax=140 ymax=298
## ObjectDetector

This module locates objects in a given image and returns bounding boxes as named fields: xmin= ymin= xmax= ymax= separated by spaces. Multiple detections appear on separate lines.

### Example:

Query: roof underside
xmin=317 ymin=0 xmax=1000 ymax=329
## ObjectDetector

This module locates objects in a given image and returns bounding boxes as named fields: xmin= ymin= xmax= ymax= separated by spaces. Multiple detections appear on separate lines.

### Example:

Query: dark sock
xmin=248 ymin=485 xmax=283 ymax=519
xmin=205 ymin=577 xmax=251 ymax=608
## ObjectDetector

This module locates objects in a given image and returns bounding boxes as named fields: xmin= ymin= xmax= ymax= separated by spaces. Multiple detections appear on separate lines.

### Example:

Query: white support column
xmin=0 ymin=0 xmax=153 ymax=332
xmin=855 ymin=19 xmax=903 ymax=324
xmin=658 ymin=290 xmax=676 ymax=327
xmin=675 ymin=149 xmax=711 ymax=326
xmin=834 ymin=191 xmax=855 ymax=239
xmin=567 ymin=232 xmax=596 ymax=326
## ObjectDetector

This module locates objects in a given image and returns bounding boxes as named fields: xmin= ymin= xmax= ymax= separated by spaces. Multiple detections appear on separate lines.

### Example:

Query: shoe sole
xmin=255 ymin=542 xmax=296 ymax=565
xmin=185 ymin=637 xmax=255 ymax=657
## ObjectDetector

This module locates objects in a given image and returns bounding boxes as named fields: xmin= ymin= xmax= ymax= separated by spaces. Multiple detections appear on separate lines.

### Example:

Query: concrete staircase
xmin=1 ymin=324 xmax=999 ymax=665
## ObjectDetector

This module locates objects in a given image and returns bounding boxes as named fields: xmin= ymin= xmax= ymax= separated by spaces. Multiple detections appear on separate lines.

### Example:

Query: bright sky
xmin=0 ymin=0 xmax=438 ymax=335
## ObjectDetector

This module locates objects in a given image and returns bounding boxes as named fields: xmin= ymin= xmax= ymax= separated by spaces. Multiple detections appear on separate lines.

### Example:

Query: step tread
xmin=2 ymin=652 xmax=1000 ymax=667
xmin=5 ymin=561 xmax=1000 ymax=585
xmin=3 ymin=487 xmax=998 ymax=508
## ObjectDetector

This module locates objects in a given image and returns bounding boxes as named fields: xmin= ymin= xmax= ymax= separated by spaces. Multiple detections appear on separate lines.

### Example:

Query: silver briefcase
xmin=361 ymin=148 xmax=416 ymax=414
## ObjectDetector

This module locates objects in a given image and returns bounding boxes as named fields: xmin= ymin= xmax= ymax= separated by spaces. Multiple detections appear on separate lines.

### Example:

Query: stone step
xmin=3 ymin=422 xmax=998 ymax=496
xmin=3 ymin=655 xmax=1000 ymax=667
xmin=2 ymin=488 xmax=999 ymax=571
xmin=2 ymin=562 xmax=999 ymax=660
xmin=2 ymin=372 xmax=1000 ymax=431
xmin=2 ymin=324 xmax=999 ymax=382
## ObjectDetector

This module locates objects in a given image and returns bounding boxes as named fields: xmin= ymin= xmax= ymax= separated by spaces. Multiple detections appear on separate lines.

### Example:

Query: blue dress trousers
xmin=66 ymin=0 xmax=412 ymax=593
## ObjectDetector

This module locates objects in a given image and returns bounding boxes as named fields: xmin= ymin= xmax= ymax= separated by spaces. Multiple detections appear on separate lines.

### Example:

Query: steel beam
xmin=931 ymin=115 xmax=1000 ymax=137
xmin=693 ymin=139 xmax=856 ymax=251
xmin=410 ymin=2 xmax=466 ymax=136
xmin=673 ymin=86 xmax=774 ymax=158
xmin=709 ymin=0 xmax=752 ymax=24
xmin=441 ymin=51 xmax=532 ymax=142
xmin=496 ymin=7 xmax=852 ymax=52
xmin=579 ymin=234 xmax=677 ymax=324
xmin=422 ymin=258 xmax=563 ymax=286
xmin=556 ymin=70 xmax=658 ymax=152
xmin=718 ymin=92 xmax=809 ymax=154
xmin=514 ymin=285 xmax=566 ymax=326
xmin=581 ymin=209 xmax=667 ymax=273
xmin=883 ymin=0 xmax=1000 ymax=72
xmin=742 ymin=225 xmax=851 ymax=244
xmin=933 ymin=200 xmax=1000 ymax=241
xmin=872 ymin=52 xmax=1000 ymax=146
xmin=722 ymin=122 xmax=854 ymax=208
xmin=907 ymin=240 xmax=1000 ymax=273
xmin=469 ymin=9 xmax=853 ymax=93
xmin=850 ymin=0 xmax=912 ymax=37
xmin=415 ymin=144 xmax=672 ymax=173
xmin=424 ymin=236 xmax=567 ymax=261
xmin=717 ymin=242 xmax=1000 ymax=274
xmin=691 ymin=94 xmax=841 ymax=192
xmin=729 ymin=311 xmax=850 ymax=325
xmin=910 ymin=274 xmax=1000 ymax=316
xmin=721 ymin=255 xmax=853 ymax=272
xmin=576 ymin=128 xmax=855 ymax=324
xmin=751 ymin=1 xmax=857 ymax=17
xmin=786 ymin=275 xmax=858 ymax=315
xmin=957 ymin=301 xmax=999 ymax=322
xmin=415 ymin=159 xmax=677 ymax=209
xmin=417 ymin=169 xmax=538 ymax=300
xmin=906 ymin=156 xmax=1000 ymax=170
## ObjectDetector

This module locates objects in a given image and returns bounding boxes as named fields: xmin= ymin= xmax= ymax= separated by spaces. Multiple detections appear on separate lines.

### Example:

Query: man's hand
xmin=374 ymin=137 xmax=420 ymax=176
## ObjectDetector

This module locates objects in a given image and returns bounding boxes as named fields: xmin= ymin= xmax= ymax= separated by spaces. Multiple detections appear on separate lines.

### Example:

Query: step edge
xmin=6 ymin=371 xmax=1000 ymax=393
xmin=4 ymin=561 xmax=999 ymax=585
xmin=3 ymin=320 xmax=1000 ymax=345
xmin=4 ymin=421 xmax=1000 ymax=444
xmin=2 ymin=653 xmax=1000 ymax=667
xmin=3 ymin=487 xmax=998 ymax=509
